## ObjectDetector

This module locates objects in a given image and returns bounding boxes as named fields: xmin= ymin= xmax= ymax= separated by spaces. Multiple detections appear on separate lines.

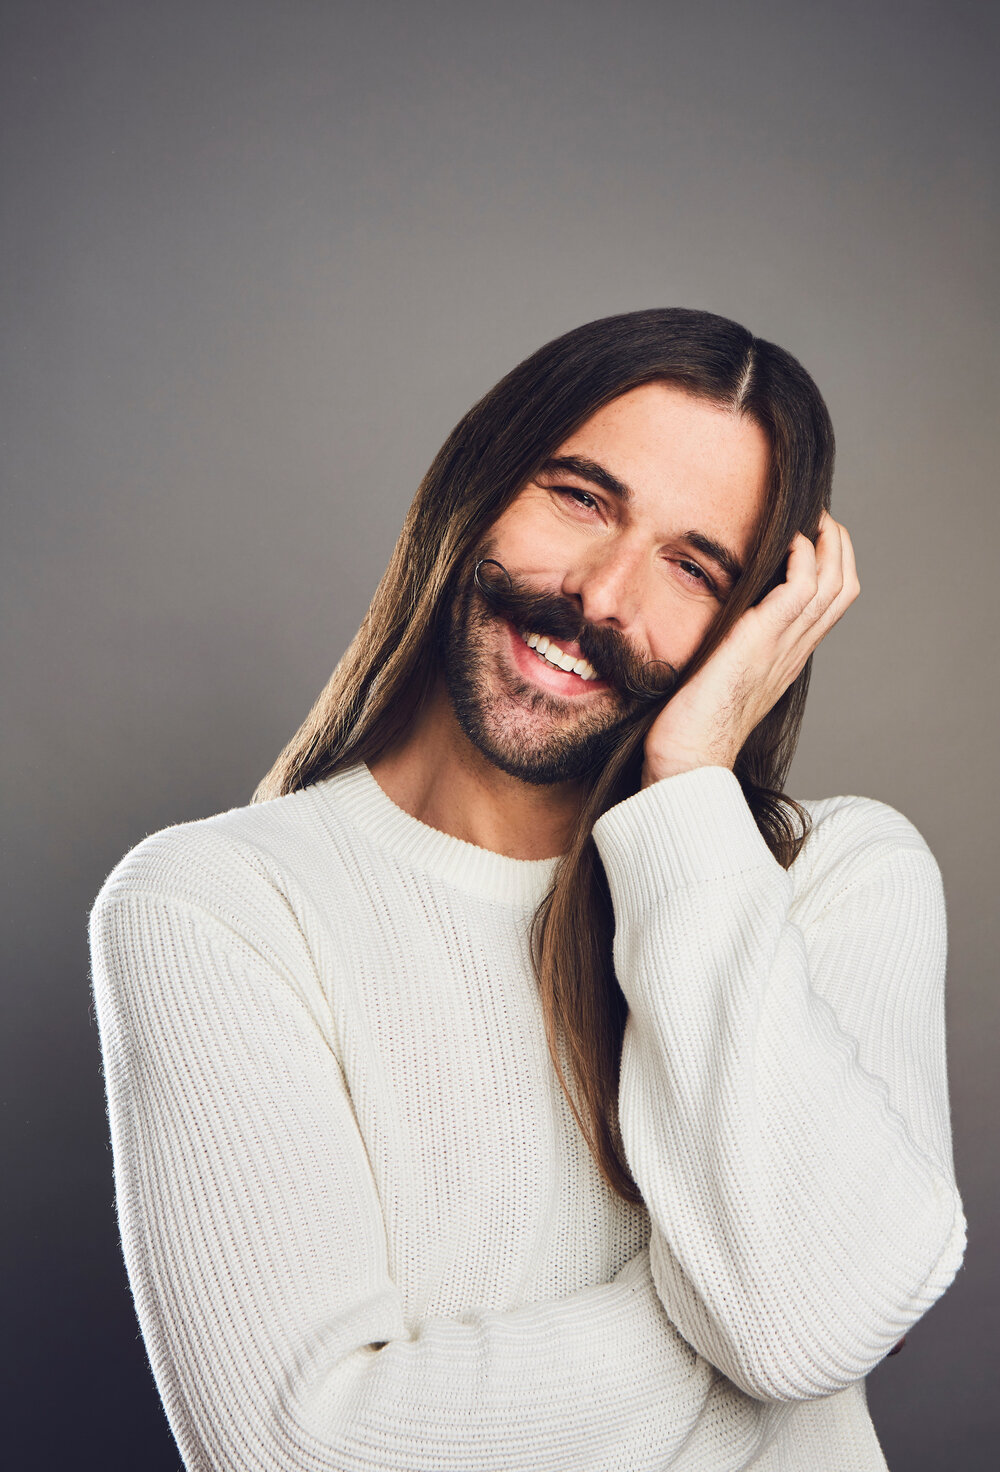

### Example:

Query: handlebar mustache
xmin=472 ymin=557 xmax=678 ymax=705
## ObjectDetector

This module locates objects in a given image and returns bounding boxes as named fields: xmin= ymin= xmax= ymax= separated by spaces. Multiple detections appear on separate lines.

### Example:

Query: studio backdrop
xmin=3 ymin=2 xmax=997 ymax=1468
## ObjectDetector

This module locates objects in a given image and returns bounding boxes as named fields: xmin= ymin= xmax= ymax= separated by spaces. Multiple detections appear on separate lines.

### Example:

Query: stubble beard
xmin=438 ymin=573 xmax=637 ymax=787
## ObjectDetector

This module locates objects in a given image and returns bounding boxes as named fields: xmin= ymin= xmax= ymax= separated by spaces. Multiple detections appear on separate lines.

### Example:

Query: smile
xmin=500 ymin=619 xmax=609 ymax=698
xmin=518 ymin=630 xmax=601 ymax=681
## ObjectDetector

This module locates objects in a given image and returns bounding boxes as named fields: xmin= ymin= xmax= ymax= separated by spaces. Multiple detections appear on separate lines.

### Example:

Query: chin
xmin=456 ymin=694 xmax=627 ymax=787
xmin=441 ymin=606 xmax=631 ymax=785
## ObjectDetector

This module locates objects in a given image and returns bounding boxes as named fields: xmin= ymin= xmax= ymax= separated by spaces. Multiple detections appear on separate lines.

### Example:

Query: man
xmin=90 ymin=309 xmax=965 ymax=1471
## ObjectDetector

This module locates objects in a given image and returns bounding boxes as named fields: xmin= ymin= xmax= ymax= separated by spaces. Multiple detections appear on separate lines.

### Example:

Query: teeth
xmin=519 ymin=630 xmax=599 ymax=682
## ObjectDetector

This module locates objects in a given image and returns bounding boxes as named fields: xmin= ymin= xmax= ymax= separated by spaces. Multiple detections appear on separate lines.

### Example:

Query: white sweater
xmin=89 ymin=763 xmax=966 ymax=1472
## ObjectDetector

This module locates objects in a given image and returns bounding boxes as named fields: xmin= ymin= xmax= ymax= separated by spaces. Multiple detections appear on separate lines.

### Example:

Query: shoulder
xmin=88 ymin=787 xmax=363 ymax=1067
xmin=797 ymin=791 xmax=936 ymax=863
xmin=89 ymin=772 xmax=362 ymax=947
xmin=789 ymin=791 xmax=943 ymax=918
xmin=92 ymin=788 xmax=296 ymax=910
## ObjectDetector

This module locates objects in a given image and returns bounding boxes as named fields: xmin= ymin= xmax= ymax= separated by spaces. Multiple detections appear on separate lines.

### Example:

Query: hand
xmin=641 ymin=510 xmax=860 ymax=787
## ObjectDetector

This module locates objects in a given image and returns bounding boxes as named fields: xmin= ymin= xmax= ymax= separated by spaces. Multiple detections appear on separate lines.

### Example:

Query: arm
xmin=592 ymin=767 xmax=965 ymax=1403
xmin=90 ymin=835 xmax=731 ymax=1472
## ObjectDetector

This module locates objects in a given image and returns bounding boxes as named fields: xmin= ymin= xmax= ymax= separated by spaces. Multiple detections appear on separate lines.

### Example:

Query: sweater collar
xmin=314 ymin=763 xmax=562 ymax=908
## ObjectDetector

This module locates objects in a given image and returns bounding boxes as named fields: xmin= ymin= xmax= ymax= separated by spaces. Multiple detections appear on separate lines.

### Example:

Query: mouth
xmin=503 ymin=619 xmax=611 ymax=698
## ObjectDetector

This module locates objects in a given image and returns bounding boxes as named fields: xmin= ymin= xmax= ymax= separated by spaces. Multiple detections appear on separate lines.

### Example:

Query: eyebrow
xmin=540 ymin=455 xmax=632 ymax=503
xmin=680 ymin=530 xmax=744 ymax=588
xmin=537 ymin=455 xmax=745 ymax=587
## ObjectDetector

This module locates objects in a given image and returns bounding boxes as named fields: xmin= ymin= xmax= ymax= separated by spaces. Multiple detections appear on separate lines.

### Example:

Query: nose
xmin=561 ymin=538 xmax=645 ymax=631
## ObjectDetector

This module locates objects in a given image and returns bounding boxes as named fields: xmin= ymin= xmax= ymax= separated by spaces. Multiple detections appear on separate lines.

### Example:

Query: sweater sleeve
xmin=89 ymin=830 xmax=763 ymax=1472
xmin=591 ymin=766 xmax=966 ymax=1404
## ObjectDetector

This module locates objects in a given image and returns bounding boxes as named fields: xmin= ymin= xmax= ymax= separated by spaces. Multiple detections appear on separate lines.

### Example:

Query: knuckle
xmin=764 ymin=596 xmax=794 ymax=629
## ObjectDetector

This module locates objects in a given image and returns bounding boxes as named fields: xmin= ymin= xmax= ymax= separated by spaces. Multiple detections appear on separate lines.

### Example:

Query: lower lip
xmin=503 ymin=620 xmax=611 ymax=698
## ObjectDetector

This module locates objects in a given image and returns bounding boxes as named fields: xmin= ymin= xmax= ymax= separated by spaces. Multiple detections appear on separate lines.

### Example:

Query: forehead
xmin=555 ymin=381 xmax=770 ymax=545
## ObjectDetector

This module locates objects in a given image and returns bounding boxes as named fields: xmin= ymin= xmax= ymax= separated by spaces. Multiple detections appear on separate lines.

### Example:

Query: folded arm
xmin=90 ymin=829 xmax=755 ymax=1472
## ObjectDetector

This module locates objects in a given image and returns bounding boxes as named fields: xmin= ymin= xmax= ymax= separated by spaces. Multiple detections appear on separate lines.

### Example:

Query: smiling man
xmin=90 ymin=309 xmax=965 ymax=1472
xmin=386 ymin=379 xmax=772 ymax=838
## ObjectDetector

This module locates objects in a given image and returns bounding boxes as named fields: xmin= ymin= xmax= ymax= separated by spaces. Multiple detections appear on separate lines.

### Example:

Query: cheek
xmin=488 ymin=497 xmax=578 ymax=576
xmin=643 ymin=592 xmax=720 ymax=672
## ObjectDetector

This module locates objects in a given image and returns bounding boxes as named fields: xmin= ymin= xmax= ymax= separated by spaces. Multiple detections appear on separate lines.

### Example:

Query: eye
xmin=552 ymin=486 xmax=600 ymax=513
xmin=675 ymin=558 xmax=717 ymax=593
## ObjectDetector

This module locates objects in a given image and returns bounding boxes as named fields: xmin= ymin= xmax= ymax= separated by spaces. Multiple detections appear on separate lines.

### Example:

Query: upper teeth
xmin=520 ymin=630 xmax=600 ymax=681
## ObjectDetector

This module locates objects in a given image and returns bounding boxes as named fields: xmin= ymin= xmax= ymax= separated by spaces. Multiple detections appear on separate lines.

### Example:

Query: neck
xmin=368 ymin=676 xmax=585 ymax=861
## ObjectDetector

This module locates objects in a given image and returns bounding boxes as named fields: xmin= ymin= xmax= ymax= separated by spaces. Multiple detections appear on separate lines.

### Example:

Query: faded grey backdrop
xmin=3 ymin=0 xmax=997 ymax=1466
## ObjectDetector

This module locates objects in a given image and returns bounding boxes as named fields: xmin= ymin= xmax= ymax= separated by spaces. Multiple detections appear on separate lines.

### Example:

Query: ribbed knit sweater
xmin=89 ymin=763 xmax=966 ymax=1471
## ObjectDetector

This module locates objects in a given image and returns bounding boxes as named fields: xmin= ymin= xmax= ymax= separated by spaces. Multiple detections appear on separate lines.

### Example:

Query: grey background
xmin=3 ymin=0 xmax=996 ymax=1466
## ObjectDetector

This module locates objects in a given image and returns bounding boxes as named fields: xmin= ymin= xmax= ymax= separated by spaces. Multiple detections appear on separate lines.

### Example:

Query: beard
xmin=436 ymin=550 xmax=677 ymax=786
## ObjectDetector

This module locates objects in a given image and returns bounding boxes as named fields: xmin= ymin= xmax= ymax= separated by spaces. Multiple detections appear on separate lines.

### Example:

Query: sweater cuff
xmin=591 ymin=766 xmax=788 ymax=916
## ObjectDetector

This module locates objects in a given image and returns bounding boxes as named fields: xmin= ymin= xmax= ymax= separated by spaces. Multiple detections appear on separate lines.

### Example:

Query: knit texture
xmin=89 ymin=763 xmax=965 ymax=1470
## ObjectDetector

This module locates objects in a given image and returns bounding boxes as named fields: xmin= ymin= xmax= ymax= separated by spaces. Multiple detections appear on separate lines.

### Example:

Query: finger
xmin=766 ymin=530 xmax=818 ymax=621
xmin=813 ymin=510 xmax=845 ymax=609
xmin=817 ymin=520 xmax=861 ymax=631
xmin=838 ymin=522 xmax=860 ymax=602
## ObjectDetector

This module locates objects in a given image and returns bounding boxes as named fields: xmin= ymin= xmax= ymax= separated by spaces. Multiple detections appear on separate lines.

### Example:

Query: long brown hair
xmin=253 ymin=308 xmax=834 ymax=1204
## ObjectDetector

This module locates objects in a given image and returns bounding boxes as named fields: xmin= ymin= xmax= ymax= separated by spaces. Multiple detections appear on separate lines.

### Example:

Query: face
xmin=439 ymin=381 xmax=770 ymax=784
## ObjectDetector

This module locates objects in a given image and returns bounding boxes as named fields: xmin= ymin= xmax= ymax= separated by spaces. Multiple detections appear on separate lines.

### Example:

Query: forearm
xmin=594 ymin=768 xmax=965 ymax=1400
xmin=92 ymin=877 xmax=774 ymax=1470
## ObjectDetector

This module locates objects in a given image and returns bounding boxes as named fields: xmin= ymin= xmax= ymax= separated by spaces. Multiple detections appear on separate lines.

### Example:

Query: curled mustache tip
xmin=617 ymin=660 xmax=674 ymax=702
xmin=473 ymin=558 xmax=512 ymax=598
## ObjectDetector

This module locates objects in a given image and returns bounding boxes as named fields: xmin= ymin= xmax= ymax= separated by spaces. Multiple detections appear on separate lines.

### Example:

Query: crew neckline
xmin=312 ymin=763 xmax=563 ymax=907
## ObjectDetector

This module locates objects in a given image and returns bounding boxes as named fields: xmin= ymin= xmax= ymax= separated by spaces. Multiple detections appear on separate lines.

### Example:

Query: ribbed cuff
xmin=592 ymin=767 xmax=788 ymax=919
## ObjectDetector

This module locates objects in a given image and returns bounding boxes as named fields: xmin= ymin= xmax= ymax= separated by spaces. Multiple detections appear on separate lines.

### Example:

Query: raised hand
xmin=642 ymin=510 xmax=860 ymax=787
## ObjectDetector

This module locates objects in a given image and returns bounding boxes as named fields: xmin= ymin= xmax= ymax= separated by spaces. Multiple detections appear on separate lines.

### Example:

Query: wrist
xmin=640 ymin=750 xmax=735 ymax=788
